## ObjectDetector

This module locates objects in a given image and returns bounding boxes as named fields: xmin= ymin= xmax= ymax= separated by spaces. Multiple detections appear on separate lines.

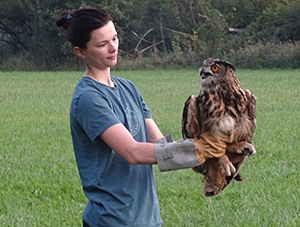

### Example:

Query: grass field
xmin=0 ymin=68 xmax=299 ymax=226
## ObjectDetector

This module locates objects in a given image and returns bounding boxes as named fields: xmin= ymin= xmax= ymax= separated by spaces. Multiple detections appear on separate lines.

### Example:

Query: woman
xmin=56 ymin=7 xmax=234 ymax=227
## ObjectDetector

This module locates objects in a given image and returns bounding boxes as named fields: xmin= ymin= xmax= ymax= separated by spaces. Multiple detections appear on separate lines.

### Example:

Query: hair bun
xmin=56 ymin=12 xmax=73 ymax=30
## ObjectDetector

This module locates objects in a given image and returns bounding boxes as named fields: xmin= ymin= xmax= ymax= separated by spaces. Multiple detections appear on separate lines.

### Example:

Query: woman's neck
xmin=84 ymin=67 xmax=115 ymax=87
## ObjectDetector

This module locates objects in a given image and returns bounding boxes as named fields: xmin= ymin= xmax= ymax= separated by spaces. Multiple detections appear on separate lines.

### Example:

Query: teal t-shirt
xmin=70 ymin=76 xmax=162 ymax=227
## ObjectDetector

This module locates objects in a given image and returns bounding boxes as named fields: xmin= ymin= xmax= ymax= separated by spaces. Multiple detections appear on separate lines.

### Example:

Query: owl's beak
xmin=200 ymin=68 xmax=213 ymax=79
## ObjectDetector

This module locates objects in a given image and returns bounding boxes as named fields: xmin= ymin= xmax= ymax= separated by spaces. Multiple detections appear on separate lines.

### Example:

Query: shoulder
xmin=112 ymin=76 xmax=142 ymax=99
xmin=73 ymin=77 xmax=107 ymax=97
xmin=112 ymin=76 xmax=136 ymax=89
xmin=71 ymin=77 xmax=109 ymax=111
xmin=73 ymin=77 xmax=93 ymax=96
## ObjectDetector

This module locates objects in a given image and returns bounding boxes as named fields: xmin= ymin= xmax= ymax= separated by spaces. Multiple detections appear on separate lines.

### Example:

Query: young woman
xmin=56 ymin=7 xmax=234 ymax=227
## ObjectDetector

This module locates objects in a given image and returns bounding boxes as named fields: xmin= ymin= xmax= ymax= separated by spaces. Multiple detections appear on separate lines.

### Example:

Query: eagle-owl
xmin=182 ymin=58 xmax=256 ymax=196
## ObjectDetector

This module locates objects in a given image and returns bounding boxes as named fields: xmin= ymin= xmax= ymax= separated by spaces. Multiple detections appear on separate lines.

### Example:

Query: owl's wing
xmin=245 ymin=89 xmax=257 ymax=142
xmin=181 ymin=95 xmax=200 ymax=139
xmin=182 ymin=95 xmax=207 ymax=175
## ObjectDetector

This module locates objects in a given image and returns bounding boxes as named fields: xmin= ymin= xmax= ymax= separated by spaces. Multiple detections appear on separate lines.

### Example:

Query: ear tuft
xmin=217 ymin=60 xmax=235 ymax=71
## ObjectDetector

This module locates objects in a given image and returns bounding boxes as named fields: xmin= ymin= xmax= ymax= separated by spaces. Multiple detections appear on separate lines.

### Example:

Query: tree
xmin=0 ymin=0 xmax=299 ymax=69
xmin=245 ymin=0 xmax=300 ymax=42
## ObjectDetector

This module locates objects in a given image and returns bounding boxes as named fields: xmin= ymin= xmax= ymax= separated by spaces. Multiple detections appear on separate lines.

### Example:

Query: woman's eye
xmin=97 ymin=43 xmax=106 ymax=47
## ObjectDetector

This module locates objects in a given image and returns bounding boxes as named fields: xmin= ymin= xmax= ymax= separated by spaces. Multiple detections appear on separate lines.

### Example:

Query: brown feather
xmin=182 ymin=58 xmax=257 ymax=196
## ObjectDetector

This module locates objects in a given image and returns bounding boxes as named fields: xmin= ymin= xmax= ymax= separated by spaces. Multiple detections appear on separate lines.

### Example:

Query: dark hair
xmin=56 ymin=7 xmax=112 ymax=48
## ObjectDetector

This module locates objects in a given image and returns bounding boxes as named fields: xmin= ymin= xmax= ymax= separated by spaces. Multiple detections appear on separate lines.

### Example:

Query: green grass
xmin=0 ymin=69 xmax=299 ymax=226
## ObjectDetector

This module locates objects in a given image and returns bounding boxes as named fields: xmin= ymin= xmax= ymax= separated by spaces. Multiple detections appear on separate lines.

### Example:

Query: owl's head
xmin=199 ymin=58 xmax=235 ymax=88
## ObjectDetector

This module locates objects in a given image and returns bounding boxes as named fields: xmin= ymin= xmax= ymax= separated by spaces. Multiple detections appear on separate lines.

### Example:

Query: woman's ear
xmin=73 ymin=46 xmax=85 ymax=59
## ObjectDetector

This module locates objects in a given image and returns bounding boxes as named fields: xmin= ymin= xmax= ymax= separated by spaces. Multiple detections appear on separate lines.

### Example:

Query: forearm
xmin=145 ymin=118 xmax=164 ymax=143
xmin=100 ymin=123 xmax=157 ymax=164
xmin=127 ymin=142 xmax=157 ymax=165
xmin=100 ymin=123 xmax=234 ymax=175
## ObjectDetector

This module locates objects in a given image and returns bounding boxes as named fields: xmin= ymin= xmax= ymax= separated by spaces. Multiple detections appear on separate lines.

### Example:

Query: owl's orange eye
xmin=211 ymin=65 xmax=219 ymax=73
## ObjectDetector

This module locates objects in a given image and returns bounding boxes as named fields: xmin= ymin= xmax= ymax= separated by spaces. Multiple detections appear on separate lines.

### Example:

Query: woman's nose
xmin=109 ymin=40 xmax=118 ymax=52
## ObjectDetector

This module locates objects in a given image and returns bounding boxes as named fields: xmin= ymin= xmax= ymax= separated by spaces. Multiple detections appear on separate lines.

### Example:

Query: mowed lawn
xmin=0 ymin=68 xmax=299 ymax=226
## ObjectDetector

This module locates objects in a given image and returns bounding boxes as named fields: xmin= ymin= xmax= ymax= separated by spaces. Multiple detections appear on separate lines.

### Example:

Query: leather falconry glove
xmin=154 ymin=132 xmax=236 ymax=176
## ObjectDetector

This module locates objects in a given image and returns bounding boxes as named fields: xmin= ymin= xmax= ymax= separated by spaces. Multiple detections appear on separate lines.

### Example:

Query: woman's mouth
xmin=108 ymin=55 xmax=117 ymax=60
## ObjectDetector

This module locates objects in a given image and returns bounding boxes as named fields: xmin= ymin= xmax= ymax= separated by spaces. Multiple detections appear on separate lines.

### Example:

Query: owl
xmin=182 ymin=58 xmax=257 ymax=196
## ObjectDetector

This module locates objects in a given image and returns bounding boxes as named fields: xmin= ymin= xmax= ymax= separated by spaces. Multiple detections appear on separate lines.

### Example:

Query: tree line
xmin=1 ymin=0 xmax=300 ymax=70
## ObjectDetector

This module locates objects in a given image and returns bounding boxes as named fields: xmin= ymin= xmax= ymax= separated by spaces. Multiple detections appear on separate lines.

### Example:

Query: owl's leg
xmin=227 ymin=142 xmax=256 ymax=156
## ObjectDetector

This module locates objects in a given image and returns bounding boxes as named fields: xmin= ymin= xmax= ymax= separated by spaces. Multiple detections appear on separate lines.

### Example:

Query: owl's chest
xmin=198 ymin=90 xmax=239 ymax=135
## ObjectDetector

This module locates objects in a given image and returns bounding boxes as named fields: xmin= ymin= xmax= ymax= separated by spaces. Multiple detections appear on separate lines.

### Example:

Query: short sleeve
xmin=76 ymin=91 xmax=120 ymax=142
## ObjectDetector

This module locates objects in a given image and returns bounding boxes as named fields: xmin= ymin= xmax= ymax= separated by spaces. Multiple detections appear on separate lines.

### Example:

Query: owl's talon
xmin=242 ymin=144 xmax=256 ymax=156
xmin=218 ymin=156 xmax=236 ymax=176
xmin=236 ymin=149 xmax=243 ymax=154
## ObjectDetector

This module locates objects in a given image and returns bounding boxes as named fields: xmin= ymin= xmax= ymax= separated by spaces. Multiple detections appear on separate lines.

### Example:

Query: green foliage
xmin=246 ymin=0 xmax=300 ymax=42
xmin=0 ymin=69 xmax=299 ymax=226
xmin=0 ymin=0 xmax=300 ymax=69
xmin=229 ymin=41 xmax=300 ymax=68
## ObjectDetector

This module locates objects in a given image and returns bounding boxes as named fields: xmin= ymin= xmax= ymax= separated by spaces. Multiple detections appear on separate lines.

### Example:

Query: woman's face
xmin=79 ymin=21 xmax=119 ymax=69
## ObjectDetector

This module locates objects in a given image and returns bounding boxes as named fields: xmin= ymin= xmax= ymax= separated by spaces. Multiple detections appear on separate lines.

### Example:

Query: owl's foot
xmin=236 ymin=142 xmax=256 ymax=156
xmin=218 ymin=155 xmax=236 ymax=176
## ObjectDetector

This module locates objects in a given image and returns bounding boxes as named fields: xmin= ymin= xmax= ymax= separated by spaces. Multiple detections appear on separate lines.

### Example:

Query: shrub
xmin=1 ymin=41 xmax=299 ymax=70
xmin=229 ymin=41 xmax=300 ymax=69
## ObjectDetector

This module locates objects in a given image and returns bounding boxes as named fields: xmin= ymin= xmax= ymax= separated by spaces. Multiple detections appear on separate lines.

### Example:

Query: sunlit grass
xmin=0 ymin=69 xmax=299 ymax=226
